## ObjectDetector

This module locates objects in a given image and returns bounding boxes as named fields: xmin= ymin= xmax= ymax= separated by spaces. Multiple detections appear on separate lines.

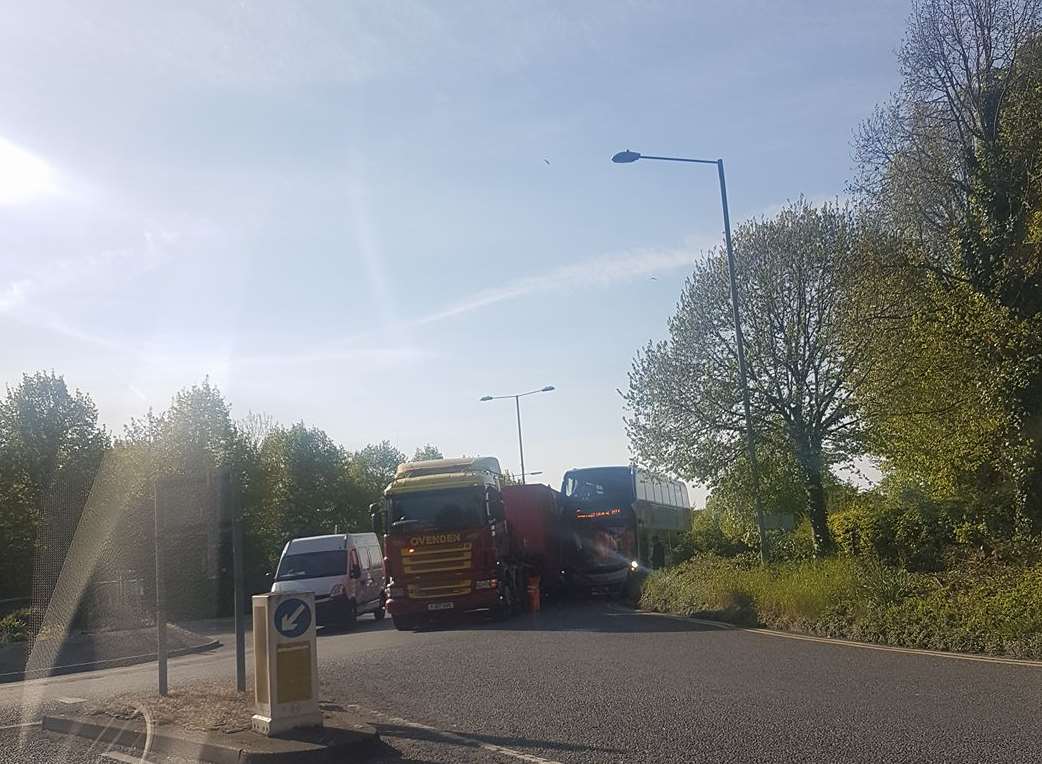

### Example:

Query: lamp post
xmin=480 ymin=386 xmax=555 ymax=485
xmin=612 ymin=149 xmax=767 ymax=564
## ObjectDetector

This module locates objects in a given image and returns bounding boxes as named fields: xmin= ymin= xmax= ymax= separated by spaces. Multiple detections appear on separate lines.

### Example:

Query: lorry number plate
xmin=427 ymin=602 xmax=454 ymax=611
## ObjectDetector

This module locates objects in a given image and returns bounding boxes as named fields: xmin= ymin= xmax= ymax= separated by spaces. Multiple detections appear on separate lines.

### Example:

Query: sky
xmin=0 ymin=0 xmax=907 ymax=506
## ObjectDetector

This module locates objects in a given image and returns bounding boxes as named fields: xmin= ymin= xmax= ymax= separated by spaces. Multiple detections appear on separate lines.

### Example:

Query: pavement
xmin=0 ymin=624 xmax=219 ymax=683
xmin=1 ymin=602 xmax=1041 ymax=762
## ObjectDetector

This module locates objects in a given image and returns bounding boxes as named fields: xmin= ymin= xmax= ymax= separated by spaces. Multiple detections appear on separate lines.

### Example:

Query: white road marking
xmin=347 ymin=705 xmax=564 ymax=764
xmin=99 ymin=753 xmax=149 ymax=763
xmin=618 ymin=606 xmax=1042 ymax=667
xmin=55 ymin=696 xmax=87 ymax=704
xmin=0 ymin=721 xmax=39 ymax=731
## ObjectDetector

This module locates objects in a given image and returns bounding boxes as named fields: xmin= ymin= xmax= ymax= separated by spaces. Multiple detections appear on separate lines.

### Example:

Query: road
xmin=2 ymin=601 xmax=1041 ymax=762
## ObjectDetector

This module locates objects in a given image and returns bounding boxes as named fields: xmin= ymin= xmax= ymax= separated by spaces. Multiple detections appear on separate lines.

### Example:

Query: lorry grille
xmin=407 ymin=580 xmax=472 ymax=599
xmin=402 ymin=543 xmax=472 ymax=575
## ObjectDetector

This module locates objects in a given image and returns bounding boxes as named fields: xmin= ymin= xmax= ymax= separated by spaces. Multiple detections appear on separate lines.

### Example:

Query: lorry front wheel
xmin=392 ymin=615 xmax=418 ymax=631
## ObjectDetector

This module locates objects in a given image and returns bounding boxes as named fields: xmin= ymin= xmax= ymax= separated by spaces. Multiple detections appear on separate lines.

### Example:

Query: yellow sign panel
xmin=253 ymin=604 xmax=269 ymax=705
xmin=275 ymin=642 xmax=312 ymax=704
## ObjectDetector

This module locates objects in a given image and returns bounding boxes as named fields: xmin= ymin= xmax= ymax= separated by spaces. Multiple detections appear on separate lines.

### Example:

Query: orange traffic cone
xmin=527 ymin=575 xmax=541 ymax=612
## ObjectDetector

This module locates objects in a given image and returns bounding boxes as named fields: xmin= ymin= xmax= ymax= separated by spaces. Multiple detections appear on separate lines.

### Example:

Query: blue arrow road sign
xmin=274 ymin=597 xmax=311 ymax=639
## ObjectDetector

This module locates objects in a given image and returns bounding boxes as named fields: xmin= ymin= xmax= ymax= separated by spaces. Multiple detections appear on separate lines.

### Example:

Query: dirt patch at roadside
xmin=83 ymin=681 xmax=253 ymax=733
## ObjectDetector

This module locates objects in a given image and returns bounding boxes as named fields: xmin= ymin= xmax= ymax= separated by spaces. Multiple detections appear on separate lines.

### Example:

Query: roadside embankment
xmin=639 ymin=555 xmax=1042 ymax=659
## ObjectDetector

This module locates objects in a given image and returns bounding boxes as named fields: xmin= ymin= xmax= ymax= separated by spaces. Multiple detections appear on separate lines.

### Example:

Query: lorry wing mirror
xmin=370 ymin=502 xmax=384 ymax=535
xmin=349 ymin=563 xmax=362 ymax=579
xmin=485 ymin=489 xmax=505 ymax=523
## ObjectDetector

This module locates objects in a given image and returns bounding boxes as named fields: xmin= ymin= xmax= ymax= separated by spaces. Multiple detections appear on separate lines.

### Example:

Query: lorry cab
xmin=271 ymin=532 xmax=386 ymax=627
xmin=379 ymin=456 xmax=519 ymax=630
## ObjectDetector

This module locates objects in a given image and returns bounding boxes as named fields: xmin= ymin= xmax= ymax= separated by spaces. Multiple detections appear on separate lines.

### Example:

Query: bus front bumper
xmin=571 ymin=566 xmax=630 ymax=589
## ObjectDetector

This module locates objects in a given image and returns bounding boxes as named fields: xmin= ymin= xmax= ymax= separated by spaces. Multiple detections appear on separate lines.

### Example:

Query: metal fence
xmin=27 ymin=465 xmax=229 ymax=643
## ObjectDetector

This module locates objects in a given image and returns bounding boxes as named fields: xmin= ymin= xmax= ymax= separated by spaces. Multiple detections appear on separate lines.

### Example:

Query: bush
xmin=766 ymin=518 xmax=816 ymax=563
xmin=689 ymin=509 xmax=749 ymax=557
xmin=640 ymin=555 xmax=862 ymax=629
xmin=0 ymin=608 xmax=31 ymax=643
xmin=639 ymin=554 xmax=1042 ymax=658
xmin=828 ymin=487 xmax=955 ymax=571
xmin=667 ymin=531 xmax=696 ymax=565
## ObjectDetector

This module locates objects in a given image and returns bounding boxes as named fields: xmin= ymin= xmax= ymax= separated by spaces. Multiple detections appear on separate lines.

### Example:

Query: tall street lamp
xmin=612 ymin=149 xmax=768 ymax=564
xmin=480 ymin=386 xmax=555 ymax=485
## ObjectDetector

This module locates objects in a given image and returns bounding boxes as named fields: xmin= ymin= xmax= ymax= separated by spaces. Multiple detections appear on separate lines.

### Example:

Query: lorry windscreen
xmin=389 ymin=488 xmax=483 ymax=533
xmin=275 ymin=550 xmax=346 ymax=581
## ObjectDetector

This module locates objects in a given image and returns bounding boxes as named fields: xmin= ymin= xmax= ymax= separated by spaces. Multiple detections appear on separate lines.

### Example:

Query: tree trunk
xmin=797 ymin=442 xmax=834 ymax=556
xmin=1014 ymin=377 xmax=1042 ymax=537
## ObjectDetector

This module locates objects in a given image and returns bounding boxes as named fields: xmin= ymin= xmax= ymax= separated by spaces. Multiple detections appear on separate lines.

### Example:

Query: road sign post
xmin=251 ymin=591 xmax=322 ymax=736
xmin=154 ymin=479 xmax=168 ymax=697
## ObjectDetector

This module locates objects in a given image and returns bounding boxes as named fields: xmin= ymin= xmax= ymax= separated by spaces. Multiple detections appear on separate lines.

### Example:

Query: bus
xmin=560 ymin=466 xmax=692 ymax=592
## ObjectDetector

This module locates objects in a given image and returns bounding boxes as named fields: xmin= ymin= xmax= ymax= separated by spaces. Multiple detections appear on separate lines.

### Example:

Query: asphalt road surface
xmin=2 ymin=601 xmax=1041 ymax=763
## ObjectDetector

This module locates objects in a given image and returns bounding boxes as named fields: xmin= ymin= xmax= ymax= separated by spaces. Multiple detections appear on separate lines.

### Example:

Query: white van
xmin=271 ymin=533 xmax=386 ymax=627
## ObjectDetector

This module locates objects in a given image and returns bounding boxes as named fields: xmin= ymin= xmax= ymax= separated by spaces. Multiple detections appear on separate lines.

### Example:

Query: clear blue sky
xmin=0 ymin=1 xmax=906 ymax=505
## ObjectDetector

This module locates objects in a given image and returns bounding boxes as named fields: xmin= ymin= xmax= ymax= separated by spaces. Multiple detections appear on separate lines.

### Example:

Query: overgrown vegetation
xmin=0 ymin=609 xmax=31 ymax=643
xmin=641 ymin=554 xmax=1042 ymax=658
xmin=629 ymin=0 xmax=1042 ymax=656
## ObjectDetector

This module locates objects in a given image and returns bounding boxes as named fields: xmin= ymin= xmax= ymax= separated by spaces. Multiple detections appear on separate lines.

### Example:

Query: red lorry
xmin=502 ymin=483 xmax=569 ymax=599
xmin=375 ymin=457 xmax=568 ymax=630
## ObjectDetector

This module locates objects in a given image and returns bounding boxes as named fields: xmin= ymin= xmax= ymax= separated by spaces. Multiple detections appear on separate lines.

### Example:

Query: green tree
xmin=625 ymin=201 xmax=864 ymax=554
xmin=851 ymin=0 xmax=1042 ymax=535
xmin=412 ymin=444 xmax=444 ymax=462
xmin=705 ymin=444 xmax=813 ymax=546
xmin=159 ymin=378 xmax=242 ymax=476
xmin=255 ymin=423 xmax=354 ymax=555
xmin=347 ymin=440 xmax=407 ymax=514
xmin=0 ymin=372 xmax=110 ymax=598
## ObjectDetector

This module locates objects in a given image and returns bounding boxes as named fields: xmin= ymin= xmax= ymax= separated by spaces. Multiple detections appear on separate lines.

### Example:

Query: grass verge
xmin=639 ymin=555 xmax=1042 ymax=659
xmin=0 ymin=609 xmax=30 ymax=643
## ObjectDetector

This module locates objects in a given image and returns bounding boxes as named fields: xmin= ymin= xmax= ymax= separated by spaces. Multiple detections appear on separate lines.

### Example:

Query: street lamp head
xmin=541 ymin=385 xmax=555 ymax=392
xmin=479 ymin=395 xmax=493 ymax=402
xmin=612 ymin=150 xmax=641 ymax=164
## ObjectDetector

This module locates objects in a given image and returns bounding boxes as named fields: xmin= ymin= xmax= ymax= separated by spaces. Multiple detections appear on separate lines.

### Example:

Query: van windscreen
xmin=275 ymin=550 xmax=346 ymax=581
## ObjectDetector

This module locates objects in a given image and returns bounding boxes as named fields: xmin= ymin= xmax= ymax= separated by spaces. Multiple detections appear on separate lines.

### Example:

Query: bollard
xmin=251 ymin=592 xmax=322 ymax=736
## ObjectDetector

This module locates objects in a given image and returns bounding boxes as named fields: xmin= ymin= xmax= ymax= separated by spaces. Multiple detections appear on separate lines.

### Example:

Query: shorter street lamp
xmin=480 ymin=386 xmax=555 ymax=485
